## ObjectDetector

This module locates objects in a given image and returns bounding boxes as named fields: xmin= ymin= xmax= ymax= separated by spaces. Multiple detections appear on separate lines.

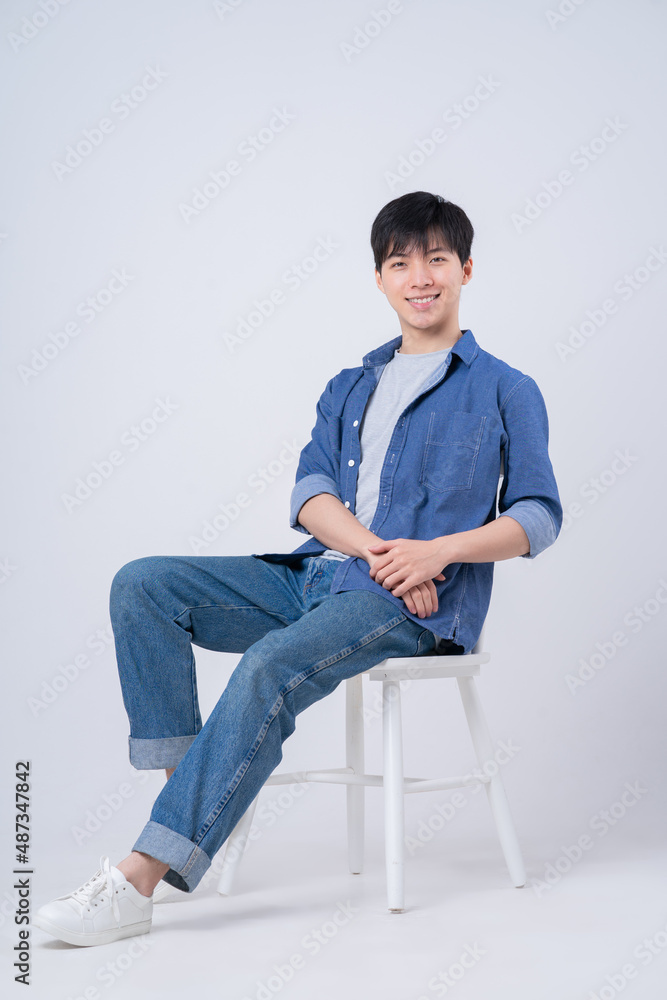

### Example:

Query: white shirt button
xmin=353 ymin=420 xmax=358 ymax=427
xmin=348 ymin=459 xmax=355 ymax=466
xmin=344 ymin=501 xmax=350 ymax=508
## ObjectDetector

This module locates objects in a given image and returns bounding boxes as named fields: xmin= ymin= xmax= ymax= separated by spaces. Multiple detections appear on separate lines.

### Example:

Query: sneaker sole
xmin=33 ymin=913 xmax=152 ymax=947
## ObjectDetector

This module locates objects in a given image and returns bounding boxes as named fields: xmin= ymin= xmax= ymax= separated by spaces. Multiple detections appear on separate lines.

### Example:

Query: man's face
xmin=374 ymin=230 xmax=472 ymax=337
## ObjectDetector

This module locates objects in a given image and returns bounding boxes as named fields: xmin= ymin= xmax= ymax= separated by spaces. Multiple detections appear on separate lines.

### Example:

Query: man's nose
xmin=408 ymin=264 xmax=432 ymax=286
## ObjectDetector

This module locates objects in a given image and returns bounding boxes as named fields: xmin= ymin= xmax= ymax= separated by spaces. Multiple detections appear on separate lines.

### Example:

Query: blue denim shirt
xmin=252 ymin=329 xmax=562 ymax=652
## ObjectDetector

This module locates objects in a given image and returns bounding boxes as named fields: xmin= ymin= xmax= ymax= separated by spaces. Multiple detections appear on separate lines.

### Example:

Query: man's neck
xmin=398 ymin=327 xmax=464 ymax=355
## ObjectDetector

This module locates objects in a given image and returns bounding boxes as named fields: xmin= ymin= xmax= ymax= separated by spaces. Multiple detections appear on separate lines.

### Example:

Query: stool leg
xmin=216 ymin=793 xmax=260 ymax=896
xmin=346 ymin=674 xmax=365 ymax=874
xmin=383 ymin=678 xmax=405 ymax=912
xmin=456 ymin=676 xmax=526 ymax=887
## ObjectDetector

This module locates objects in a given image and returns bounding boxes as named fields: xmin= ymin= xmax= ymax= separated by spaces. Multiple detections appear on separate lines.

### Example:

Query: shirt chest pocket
xmin=419 ymin=410 xmax=487 ymax=492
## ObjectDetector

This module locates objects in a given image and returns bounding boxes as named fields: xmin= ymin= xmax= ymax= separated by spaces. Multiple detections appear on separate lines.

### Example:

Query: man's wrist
xmin=358 ymin=537 xmax=381 ymax=564
xmin=433 ymin=534 xmax=460 ymax=568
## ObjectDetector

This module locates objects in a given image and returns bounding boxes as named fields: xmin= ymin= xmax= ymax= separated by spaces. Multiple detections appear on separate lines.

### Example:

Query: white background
xmin=1 ymin=1 xmax=666 ymax=998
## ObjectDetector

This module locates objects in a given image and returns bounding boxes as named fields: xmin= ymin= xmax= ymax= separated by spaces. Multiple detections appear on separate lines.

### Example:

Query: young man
xmin=34 ymin=191 xmax=562 ymax=946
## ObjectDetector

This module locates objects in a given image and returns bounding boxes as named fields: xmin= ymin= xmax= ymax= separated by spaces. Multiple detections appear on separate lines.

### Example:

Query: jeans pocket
xmin=420 ymin=410 xmax=486 ymax=492
xmin=302 ymin=556 xmax=333 ymax=602
xmin=416 ymin=627 xmax=438 ymax=656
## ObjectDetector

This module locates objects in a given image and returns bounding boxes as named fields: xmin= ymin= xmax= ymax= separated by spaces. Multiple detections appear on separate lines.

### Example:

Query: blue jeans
xmin=109 ymin=553 xmax=441 ymax=892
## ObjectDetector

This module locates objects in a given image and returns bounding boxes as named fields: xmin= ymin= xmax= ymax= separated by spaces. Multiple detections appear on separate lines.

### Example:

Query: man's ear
xmin=375 ymin=267 xmax=385 ymax=294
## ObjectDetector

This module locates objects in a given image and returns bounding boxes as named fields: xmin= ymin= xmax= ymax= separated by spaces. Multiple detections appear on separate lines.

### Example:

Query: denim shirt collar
xmin=362 ymin=328 xmax=479 ymax=369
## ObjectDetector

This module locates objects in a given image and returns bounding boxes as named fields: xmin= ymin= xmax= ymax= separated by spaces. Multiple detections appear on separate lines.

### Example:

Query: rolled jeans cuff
xmin=131 ymin=820 xmax=210 ymax=893
xmin=129 ymin=734 xmax=198 ymax=770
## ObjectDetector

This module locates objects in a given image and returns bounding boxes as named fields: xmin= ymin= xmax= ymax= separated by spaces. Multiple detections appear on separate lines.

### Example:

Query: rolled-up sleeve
xmin=497 ymin=376 xmax=562 ymax=559
xmin=289 ymin=376 xmax=343 ymax=534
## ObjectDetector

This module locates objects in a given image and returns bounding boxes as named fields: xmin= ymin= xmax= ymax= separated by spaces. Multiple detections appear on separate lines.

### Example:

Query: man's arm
xmin=297 ymin=493 xmax=444 ymax=618
xmin=290 ymin=377 xmax=444 ymax=617
xmin=297 ymin=492 xmax=381 ymax=561
xmin=368 ymin=373 xmax=561 ymax=599
xmin=366 ymin=517 xmax=529 ymax=598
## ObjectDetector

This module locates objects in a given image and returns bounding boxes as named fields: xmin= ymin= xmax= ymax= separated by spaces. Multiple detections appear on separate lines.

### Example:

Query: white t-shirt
xmin=321 ymin=344 xmax=452 ymax=560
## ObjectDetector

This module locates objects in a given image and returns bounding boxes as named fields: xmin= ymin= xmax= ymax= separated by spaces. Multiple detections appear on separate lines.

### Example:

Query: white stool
xmin=216 ymin=626 xmax=526 ymax=911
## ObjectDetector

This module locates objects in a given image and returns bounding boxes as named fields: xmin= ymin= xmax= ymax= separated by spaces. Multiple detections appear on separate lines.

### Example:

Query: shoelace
xmin=70 ymin=855 xmax=121 ymax=925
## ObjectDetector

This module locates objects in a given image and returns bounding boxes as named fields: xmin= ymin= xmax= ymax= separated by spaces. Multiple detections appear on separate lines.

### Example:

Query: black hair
xmin=370 ymin=191 xmax=474 ymax=273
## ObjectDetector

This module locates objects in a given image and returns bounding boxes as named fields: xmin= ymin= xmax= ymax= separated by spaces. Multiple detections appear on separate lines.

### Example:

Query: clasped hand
xmin=366 ymin=538 xmax=447 ymax=619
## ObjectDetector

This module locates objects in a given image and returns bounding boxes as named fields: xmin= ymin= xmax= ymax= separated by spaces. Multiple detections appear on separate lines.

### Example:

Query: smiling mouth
xmin=406 ymin=293 xmax=440 ymax=306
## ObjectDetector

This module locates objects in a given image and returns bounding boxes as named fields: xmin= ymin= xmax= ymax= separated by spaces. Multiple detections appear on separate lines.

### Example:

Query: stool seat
xmin=215 ymin=628 xmax=526 ymax=911
xmin=365 ymin=651 xmax=490 ymax=680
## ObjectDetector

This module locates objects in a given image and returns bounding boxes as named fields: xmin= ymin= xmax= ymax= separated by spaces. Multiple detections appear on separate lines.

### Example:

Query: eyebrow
xmin=387 ymin=246 xmax=451 ymax=259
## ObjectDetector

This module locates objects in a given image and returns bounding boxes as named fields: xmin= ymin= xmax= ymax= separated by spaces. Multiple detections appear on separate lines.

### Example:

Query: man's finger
xmin=425 ymin=579 xmax=438 ymax=614
xmin=410 ymin=586 xmax=426 ymax=618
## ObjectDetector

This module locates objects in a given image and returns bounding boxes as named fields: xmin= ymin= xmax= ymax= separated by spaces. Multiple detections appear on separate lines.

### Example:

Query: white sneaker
xmin=152 ymin=878 xmax=186 ymax=903
xmin=33 ymin=855 xmax=153 ymax=947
